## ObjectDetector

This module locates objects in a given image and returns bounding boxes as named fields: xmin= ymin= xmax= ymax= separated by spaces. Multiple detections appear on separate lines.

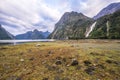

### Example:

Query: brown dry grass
xmin=0 ymin=40 xmax=120 ymax=80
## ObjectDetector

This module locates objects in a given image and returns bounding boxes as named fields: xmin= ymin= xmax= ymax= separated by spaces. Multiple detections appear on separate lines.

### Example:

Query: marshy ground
xmin=0 ymin=40 xmax=120 ymax=80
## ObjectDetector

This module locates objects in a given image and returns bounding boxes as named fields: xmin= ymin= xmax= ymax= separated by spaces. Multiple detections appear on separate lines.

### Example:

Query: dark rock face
xmin=15 ymin=29 xmax=50 ymax=39
xmin=0 ymin=24 xmax=14 ymax=40
xmin=49 ymin=11 xmax=94 ymax=39
xmin=93 ymin=2 xmax=120 ymax=19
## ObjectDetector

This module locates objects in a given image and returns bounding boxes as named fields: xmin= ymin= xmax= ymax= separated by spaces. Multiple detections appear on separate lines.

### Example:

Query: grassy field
xmin=0 ymin=40 xmax=120 ymax=80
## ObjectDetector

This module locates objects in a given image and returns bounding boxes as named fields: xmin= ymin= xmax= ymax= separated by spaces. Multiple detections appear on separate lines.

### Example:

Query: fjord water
xmin=0 ymin=39 xmax=55 ymax=45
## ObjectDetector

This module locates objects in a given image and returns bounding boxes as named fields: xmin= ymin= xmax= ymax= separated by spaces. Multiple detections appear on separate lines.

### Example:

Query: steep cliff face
xmin=49 ymin=11 xmax=94 ymax=39
xmin=93 ymin=2 xmax=120 ymax=19
xmin=0 ymin=24 xmax=14 ymax=40
xmin=90 ymin=10 xmax=120 ymax=39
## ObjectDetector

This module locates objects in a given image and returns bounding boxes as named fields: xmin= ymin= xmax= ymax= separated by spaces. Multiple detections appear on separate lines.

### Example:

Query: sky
xmin=0 ymin=0 xmax=120 ymax=35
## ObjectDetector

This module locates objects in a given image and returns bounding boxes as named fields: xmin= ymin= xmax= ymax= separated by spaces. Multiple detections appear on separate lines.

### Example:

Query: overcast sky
xmin=0 ymin=0 xmax=120 ymax=35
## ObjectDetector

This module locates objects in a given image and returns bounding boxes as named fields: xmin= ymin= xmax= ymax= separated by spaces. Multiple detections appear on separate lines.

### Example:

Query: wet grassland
xmin=0 ymin=40 xmax=120 ymax=80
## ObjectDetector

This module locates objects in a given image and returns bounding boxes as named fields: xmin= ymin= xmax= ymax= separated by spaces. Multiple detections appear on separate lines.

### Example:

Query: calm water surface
xmin=0 ymin=39 xmax=55 ymax=45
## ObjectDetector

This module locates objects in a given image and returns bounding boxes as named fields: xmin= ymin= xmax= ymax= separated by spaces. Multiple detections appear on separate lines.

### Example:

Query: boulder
xmin=84 ymin=60 xmax=92 ymax=66
xmin=55 ymin=60 xmax=62 ymax=65
xmin=71 ymin=59 xmax=79 ymax=66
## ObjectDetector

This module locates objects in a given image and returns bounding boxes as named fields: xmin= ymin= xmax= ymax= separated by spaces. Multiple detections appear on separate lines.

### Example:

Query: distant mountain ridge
xmin=0 ymin=24 xmax=14 ymax=40
xmin=93 ymin=2 xmax=120 ymax=19
xmin=15 ymin=29 xmax=50 ymax=39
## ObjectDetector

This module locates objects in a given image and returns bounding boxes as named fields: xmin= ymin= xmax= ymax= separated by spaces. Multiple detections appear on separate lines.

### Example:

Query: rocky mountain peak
xmin=33 ymin=29 xmax=39 ymax=32
xmin=56 ymin=11 xmax=88 ymax=27
xmin=63 ymin=11 xmax=83 ymax=16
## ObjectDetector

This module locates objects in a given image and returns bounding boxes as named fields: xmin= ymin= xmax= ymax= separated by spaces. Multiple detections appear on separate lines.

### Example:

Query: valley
xmin=0 ymin=1 xmax=120 ymax=80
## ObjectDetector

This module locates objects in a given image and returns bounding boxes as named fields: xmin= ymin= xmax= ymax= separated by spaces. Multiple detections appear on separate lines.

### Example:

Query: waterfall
xmin=106 ymin=21 xmax=109 ymax=37
xmin=85 ymin=22 xmax=97 ymax=38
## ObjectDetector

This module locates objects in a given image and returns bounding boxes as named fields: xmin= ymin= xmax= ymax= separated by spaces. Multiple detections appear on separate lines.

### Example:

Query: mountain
xmin=93 ymin=2 xmax=120 ymax=19
xmin=90 ymin=10 xmax=120 ymax=39
xmin=49 ymin=9 xmax=120 ymax=39
xmin=49 ymin=11 xmax=94 ymax=39
xmin=0 ymin=24 xmax=14 ymax=40
xmin=15 ymin=29 xmax=50 ymax=39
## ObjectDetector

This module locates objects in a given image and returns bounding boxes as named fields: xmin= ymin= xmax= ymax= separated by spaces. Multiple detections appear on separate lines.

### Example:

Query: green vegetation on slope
xmin=90 ymin=10 xmax=120 ymax=39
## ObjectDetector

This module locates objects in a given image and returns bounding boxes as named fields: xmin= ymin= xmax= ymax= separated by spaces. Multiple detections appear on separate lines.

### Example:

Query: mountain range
xmin=15 ymin=29 xmax=50 ymax=39
xmin=0 ymin=25 xmax=50 ymax=40
xmin=0 ymin=2 xmax=120 ymax=40
xmin=49 ymin=2 xmax=120 ymax=39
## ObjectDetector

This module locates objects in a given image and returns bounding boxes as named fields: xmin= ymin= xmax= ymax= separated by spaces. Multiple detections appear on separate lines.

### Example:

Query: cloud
xmin=73 ymin=0 xmax=120 ymax=17
xmin=0 ymin=0 xmax=120 ymax=35
xmin=0 ymin=0 xmax=58 ymax=35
